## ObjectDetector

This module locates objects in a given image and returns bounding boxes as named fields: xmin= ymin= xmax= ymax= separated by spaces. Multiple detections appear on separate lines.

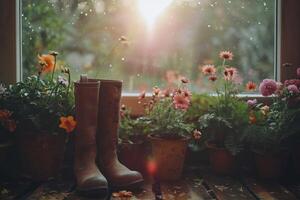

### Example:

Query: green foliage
xmin=198 ymin=97 xmax=249 ymax=155
xmin=146 ymin=98 xmax=194 ymax=139
xmin=0 ymin=75 xmax=74 ymax=135
xmin=118 ymin=109 xmax=151 ymax=143
xmin=244 ymin=94 xmax=300 ymax=154
xmin=185 ymin=94 xmax=218 ymax=123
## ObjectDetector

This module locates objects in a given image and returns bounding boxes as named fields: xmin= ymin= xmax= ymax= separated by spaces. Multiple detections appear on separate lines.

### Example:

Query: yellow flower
xmin=260 ymin=105 xmax=270 ymax=116
xmin=59 ymin=116 xmax=77 ymax=133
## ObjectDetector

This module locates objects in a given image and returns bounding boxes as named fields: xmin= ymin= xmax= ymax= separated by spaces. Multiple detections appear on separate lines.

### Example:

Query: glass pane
xmin=22 ymin=0 xmax=276 ymax=93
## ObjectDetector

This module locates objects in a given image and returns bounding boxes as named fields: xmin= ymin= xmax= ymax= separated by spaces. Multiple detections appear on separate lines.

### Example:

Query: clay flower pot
xmin=17 ymin=132 xmax=66 ymax=181
xmin=206 ymin=141 xmax=235 ymax=175
xmin=148 ymin=134 xmax=188 ymax=181
xmin=254 ymin=152 xmax=283 ymax=179
xmin=118 ymin=140 xmax=147 ymax=173
xmin=0 ymin=140 xmax=13 ymax=165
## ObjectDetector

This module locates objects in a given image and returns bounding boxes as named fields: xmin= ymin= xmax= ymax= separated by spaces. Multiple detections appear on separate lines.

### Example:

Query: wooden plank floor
xmin=1 ymin=168 xmax=300 ymax=200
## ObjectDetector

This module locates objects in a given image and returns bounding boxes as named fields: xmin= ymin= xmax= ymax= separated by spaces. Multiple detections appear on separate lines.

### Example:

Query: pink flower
xmin=219 ymin=51 xmax=234 ymax=60
xmin=284 ymin=79 xmax=300 ymax=88
xmin=297 ymin=68 xmax=300 ymax=78
xmin=259 ymin=79 xmax=277 ymax=96
xmin=287 ymin=84 xmax=300 ymax=94
xmin=201 ymin=64 xmax=216 ymax=76
xmin=193 ymin=130 xmax=202 ymax=140
xmin=138 ymin=91 xmax=146 ymax=100
xmin=173 ymin=94 xmax=190 ymax=111
xmin=247 ymin=99 xmax=257 ymax=107
xmin=224 ymin=67 xmax=237 ymax=81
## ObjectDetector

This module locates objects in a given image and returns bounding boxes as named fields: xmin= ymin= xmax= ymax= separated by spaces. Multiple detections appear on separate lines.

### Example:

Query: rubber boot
xmin=74 ymin=76 xmax=108 ymax=197
xmin=95 ymin=79 xmax=144 ymax=189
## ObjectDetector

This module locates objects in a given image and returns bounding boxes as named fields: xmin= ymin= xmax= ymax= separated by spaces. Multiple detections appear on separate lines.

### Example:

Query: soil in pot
xmin=148 ymin=134 xmax=188 ymax=181
xmin=254 ymin=152 xmax=283 ymax=180
xmin=17 ymin=132 xmax=66 ymax=181
xmin=206 ymin=141 xmax=235 ymax=175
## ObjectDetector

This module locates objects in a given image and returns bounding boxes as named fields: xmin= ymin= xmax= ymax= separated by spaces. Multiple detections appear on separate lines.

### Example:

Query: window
xmin=21 ymin=0 xmax=276 ymax=93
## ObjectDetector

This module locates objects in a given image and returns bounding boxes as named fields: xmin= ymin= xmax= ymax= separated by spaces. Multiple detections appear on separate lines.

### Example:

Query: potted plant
xmin=118 ymin=105 xmax=150 ymax=173
xmin=0 ymin=52 xmax=76 ymax=181
xmin=197 ymin=51 xmax=251 ymax=174
xmin=138 ymin=79 xmax=198 ymax=181
xmin=0 ymin=94 xmax=15 ymax=167
xmin=245 ymin=75 xmax=300 ymax=179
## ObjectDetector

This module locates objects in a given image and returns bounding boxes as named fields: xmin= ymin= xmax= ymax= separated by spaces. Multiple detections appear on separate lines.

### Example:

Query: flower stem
xmin=51 ymin=56 xmax=57 ymax=82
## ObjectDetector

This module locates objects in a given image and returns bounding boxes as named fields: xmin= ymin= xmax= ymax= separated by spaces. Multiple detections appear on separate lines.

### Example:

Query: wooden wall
xmin=0 ymin=0 xmax=18 ymax=84
xmin=281 ymin=0 xmax=300 ymax=81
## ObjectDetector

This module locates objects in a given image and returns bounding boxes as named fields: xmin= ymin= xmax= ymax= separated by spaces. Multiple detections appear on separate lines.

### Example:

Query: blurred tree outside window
xmin=22 ymin=0 xmax=276 ymax=93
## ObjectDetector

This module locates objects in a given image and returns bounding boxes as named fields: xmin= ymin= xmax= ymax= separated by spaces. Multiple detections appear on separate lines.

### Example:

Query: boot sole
xmin=110 ymin=179 xmax=144 ymax=191
xmin=77 ymin=187 xmax=108 ymax=198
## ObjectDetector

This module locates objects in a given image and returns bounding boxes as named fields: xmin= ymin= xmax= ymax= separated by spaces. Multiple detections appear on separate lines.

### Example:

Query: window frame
xmin=1 ymin=0 xmax=300 ymax=115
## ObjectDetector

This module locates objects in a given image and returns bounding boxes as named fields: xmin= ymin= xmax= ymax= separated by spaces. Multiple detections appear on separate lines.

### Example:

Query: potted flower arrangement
xmin=197 ymin=51 xmax=250 ymax=174
xmin=245 ymin=72 xmax=300 ymax=179
xmin=118 ymin=105 xmax=150 ymax=173
xmin=0 ymin=52 xmax=76 ymax=181
xmin=138 ymin=79 xmax=198 ymax=181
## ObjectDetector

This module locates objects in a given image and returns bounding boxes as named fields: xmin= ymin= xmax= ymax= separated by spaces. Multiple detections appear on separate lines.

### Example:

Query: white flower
xmin=57 ymin=76 xmax=68 ymax=86
xmin=0 ymin=84 xmax=6 ymax=95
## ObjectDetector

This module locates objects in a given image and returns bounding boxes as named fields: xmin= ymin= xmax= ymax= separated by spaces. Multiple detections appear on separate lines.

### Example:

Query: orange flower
xmin=249 ymin=112 xmax=257 ymax=124
xmin=219 ymin=51 xmax=234 ymax=60
xmin=0 ymin=109 xmax=11 ymax=121
xmin=59 ymin=116 xmax=77 ymax=133
xmin=38 ymin=54 xmax=55 ymax=73
xmin=201 ymin=64 xmax=216 ymax=76
xmin=246 ymin=81 xmax=257 ymax=91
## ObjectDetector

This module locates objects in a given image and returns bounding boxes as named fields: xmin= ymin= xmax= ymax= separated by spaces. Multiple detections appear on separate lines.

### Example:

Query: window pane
xmin=22 ymin=0 xmax=276 ymax=93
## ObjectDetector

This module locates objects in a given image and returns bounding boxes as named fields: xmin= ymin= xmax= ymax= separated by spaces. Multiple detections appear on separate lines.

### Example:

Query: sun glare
xmin=138 ymin=0 xmax=173 ymax=29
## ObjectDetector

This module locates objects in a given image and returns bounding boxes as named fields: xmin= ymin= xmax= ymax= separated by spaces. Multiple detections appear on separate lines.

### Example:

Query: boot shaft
xmin=74 ymin=78 xmax=100 ymax=145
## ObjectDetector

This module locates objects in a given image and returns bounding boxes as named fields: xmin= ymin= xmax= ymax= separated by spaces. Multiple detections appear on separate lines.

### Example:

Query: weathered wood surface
xmin=2 ymin=170 xmax=300 ymax=200
xmin=242 ymin=177 xmax=298 ymax=200
xmin=160 ymin=177 xmax=213 ymax=200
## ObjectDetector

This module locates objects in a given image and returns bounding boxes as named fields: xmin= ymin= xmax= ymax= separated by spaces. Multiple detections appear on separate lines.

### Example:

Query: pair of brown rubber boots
xmin=74 ymin=75 xmax=143 ymax=197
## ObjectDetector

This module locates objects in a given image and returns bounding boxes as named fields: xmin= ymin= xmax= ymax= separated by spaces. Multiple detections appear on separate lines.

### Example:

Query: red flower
xmin=246 ymin=81 xmax=257 ymax=91
xmin=284 ymin=79 xmax=300 ymax=88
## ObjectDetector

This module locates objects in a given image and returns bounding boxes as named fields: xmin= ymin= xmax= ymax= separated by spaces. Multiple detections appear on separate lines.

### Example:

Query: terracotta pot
xmin=0 ymin=140 xmax=13 ymax=165
xmin=206 ymin=141 xmax=235 ymax=175
xmin=17 ymin=132 xmax=66 ymax=181
xmin=254 ymin=152 xmax=282 ymax=179
xmin=148 ymin=134 xmax=188 ymax=181
xmin=118 ymin=141 xmax=147 ymax=173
